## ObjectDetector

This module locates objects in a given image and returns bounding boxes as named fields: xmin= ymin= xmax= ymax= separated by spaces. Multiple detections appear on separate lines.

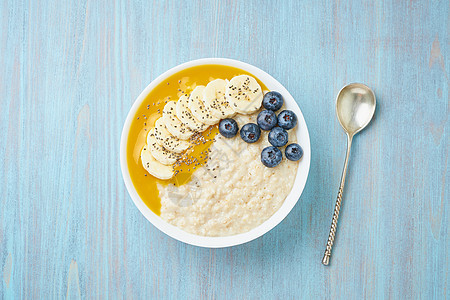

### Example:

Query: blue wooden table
xmin=1 ymin=0 xmax=448 ymax=298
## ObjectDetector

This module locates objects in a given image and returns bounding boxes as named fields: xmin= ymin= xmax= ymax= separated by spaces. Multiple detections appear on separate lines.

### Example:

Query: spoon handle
xmin=322 ymin=135 xmax=353 ymax=265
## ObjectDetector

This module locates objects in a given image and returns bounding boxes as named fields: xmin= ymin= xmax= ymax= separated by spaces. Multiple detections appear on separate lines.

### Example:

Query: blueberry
xmin=257 ymin=110 xmax=278 ymax=130
xmin=263 ymin=91 xmax=284 ymax=111
xmin=278 ymin=110 xmax=297 ymax=130
xmin=268 ymin=127 xmax=288 ymax=147
xmin=219 ymin=118 xmax=239 ymax=138
xmin=261 ymin=146 xmax=283 ymax=168
xmin=240 ymin=123 xmax=261 ymax=143
xmin=285 ymin=143 xmax=303 ymax=161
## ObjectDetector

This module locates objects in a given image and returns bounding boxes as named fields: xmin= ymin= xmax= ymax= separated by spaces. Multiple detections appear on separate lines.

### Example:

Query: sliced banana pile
xmin=141 ymin=74 xmax=263 ymax=180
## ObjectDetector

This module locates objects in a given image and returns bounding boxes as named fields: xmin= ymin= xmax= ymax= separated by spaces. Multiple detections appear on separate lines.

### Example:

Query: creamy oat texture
xmin=158 ymin=113 xmax=299 ymax=236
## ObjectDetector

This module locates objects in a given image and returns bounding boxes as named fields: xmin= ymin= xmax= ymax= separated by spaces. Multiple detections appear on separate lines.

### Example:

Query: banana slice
xmin=203 ymin=79 xmax=236 ymax=119
xmin=154 ymin=118 xmax=190 ymax=153
xmin=225 ymin=75 xmax=263 ymax=114
xmin=189 ymin=86 xmax=220 ymax=125
xmin=176 ymin=94 xmax=209 ymax=132
xmin=147 ymin=128 xmax=179 ymax=165
xmin=162 ymin=101 xmax=194 ymax=140
xmin=140 ymin=145 xmax=174 ymax=180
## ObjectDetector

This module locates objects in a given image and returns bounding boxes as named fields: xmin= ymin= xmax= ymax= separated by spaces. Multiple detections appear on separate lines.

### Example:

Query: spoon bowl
xmin=336 ymin=83 xmax=376 ymax=136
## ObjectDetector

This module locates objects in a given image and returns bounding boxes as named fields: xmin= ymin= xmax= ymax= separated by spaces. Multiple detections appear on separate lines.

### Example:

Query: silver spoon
xmin=322 ymin=83 xmax=376 ymax=266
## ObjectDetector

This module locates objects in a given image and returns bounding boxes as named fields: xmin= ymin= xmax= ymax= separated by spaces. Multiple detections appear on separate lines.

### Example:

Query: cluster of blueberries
xmin=218 ymin=91 xmax=303 ymax=168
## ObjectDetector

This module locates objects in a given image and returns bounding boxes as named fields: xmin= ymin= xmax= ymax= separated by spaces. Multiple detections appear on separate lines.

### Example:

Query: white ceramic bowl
xmin=120 ymin=58 xmax=311 ymax=248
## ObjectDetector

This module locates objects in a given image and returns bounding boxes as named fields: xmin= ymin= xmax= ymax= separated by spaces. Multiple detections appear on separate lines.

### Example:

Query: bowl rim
xmin=120 ymin=58 xmax=311 ymax=248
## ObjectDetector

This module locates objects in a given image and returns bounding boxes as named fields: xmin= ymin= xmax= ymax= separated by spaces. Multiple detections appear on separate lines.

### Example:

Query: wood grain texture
xmin=0 ymin=0 xmax=448 ymax=298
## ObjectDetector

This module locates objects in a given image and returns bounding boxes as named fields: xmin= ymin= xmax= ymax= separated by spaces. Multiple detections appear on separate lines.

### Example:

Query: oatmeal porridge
xmin=126 ymin=64 xmax=303 ymax=237
xmin=159 ymin=114 xmax=299 ymax=236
